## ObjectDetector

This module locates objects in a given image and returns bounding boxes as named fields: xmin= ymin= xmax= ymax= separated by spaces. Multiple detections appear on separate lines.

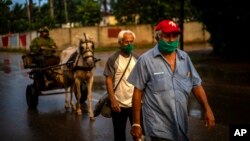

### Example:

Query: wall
xmin=184 ymin=22 xmax=210 ymax=43
xmin=0 ymin=21 xmax=210 ymax=50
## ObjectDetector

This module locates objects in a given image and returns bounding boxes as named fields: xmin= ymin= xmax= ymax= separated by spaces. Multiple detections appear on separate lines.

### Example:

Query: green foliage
xmin=0 ymin=0 xmax=13 ymax=33
xmin=9 ymin=3 xmax=28 ymax=32
xmin=66 ymin=0 xmax=82 ymax=23
xmin=110 ymin=0 xmax=199 ymax=26
xmin=1 ymin=0 xmax=198 ymax=34
xmin=76 ymin=0 xmax=101 ymax=26
xmin=110 ymin=0 xmax=141 ymax=24
xmin=0 ymin=0 xmax=102 ymax=34
xmin=12 ymin=19 xmax=30 ymax=33
xmin=138 ymin=0 xmax=181 ymax=25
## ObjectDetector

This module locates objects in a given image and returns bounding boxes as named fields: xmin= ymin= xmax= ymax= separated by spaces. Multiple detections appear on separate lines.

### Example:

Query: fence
xmin=0 ymin=22 xmax=210 ymax=50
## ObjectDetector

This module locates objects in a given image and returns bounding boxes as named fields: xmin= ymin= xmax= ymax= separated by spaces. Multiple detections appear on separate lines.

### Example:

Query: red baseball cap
xmin=155 ymin=20 xmax=181 ymax=33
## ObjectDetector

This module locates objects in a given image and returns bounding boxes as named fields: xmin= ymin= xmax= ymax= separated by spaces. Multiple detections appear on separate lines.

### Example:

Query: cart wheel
xmin=26 ymin=84 xmax=39 ymax=109
xmin=80 ymin=81 xmax=88 ymax=104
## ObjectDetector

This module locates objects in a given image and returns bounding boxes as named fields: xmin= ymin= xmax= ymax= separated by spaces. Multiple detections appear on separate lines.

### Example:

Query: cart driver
xmin=29 ymin=26 xmax=61 ymax=88
xmin=30 ymin=26 xmax=60 ymax=67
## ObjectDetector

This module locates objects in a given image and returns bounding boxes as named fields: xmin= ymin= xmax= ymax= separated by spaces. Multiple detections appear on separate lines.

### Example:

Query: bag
xmin=100 ymin=98 xmax=111 ymax=118
xmin=94 ymin=93 xmax=112 ymax=118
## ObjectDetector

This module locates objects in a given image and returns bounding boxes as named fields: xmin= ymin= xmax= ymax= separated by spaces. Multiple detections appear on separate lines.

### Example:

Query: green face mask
xmin=158 ymin=39 xmax=179 ymax=53
xmin=122 ymin=44 xmax=134 ymax=54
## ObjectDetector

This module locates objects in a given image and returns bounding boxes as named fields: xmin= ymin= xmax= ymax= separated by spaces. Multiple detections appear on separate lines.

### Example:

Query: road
xmin=0 ymin=52 xmax=117 ymax=141
xmin=1 ymin=46 xmax=246 ymax=141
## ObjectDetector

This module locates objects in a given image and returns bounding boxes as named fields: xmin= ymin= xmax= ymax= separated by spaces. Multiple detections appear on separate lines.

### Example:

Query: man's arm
xmin=49 ymin=38 xmax=57 ymax=49
xmin=105 ymin=76 xmax=120 ymax=112
xmin=131 ymin=87 xmax=143 ymax=140
xmin=192 ymin=85 xmax=215 ymax=129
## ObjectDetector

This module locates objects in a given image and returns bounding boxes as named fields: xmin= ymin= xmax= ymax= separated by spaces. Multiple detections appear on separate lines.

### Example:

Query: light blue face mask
xmin=158 ymin=39 xmax=179 ymax=53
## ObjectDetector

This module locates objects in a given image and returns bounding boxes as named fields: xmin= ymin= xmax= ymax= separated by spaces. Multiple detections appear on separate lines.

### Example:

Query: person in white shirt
xmin=103 ymin=29 xmax=138 ymax=141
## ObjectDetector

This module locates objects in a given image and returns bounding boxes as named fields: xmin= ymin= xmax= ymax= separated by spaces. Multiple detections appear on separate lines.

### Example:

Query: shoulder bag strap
xmin=113 ymin=55 xmax=132 ymax=92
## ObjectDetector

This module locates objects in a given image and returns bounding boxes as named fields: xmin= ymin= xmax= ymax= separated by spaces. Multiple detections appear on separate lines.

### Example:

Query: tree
xmin=52 ymin=0 xmax=101 ymax=26
xmin=63 ymin=0 xmax=69 ymax=23
xmin=110 ymin=0 xmax=198 ymax=26
xmin=49 ymin=0 xmax=54 ymax=18
xmin=9 ymin=3 xmax=29 ymax=33
xmin=110 ymin=0 xmax=141 ymax=24
xmin=75 ymin=0 xmax=101 ymax=26
xmin=0 ymin=0 xmax=12 ymax=34
xmin=0 ymin=0 xmax=103 ymax=34
xmin=28 ymin=0 xmax=33 ymax=22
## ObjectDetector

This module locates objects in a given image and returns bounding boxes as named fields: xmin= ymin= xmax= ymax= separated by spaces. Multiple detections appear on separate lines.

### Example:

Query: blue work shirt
xmin=127 ymin=45 xmax=202 ymax=141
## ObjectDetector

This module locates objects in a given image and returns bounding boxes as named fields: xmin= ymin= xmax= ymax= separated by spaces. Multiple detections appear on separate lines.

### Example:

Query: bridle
xmin=78 ymin=33 xmax=95 ymax=61
xmin=74 ymin=33 xmax=95 ymax=71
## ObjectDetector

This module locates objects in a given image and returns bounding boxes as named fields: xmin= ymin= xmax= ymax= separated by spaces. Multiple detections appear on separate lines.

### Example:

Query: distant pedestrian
xmin=128 ymin=19 xmax=215 ymax=141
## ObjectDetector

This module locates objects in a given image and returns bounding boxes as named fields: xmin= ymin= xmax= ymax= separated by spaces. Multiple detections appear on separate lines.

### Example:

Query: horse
xmin=59 ymin=32 xmax=98 ymax=120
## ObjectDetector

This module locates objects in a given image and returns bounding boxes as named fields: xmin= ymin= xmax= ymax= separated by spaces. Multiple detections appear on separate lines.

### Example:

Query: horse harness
xmin=72 ymin=33 xmax=95 ymax=72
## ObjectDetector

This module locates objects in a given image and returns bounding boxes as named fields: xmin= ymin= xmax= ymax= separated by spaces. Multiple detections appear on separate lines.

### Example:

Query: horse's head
xmin=78 ymin=33 xmax=95 ymax=69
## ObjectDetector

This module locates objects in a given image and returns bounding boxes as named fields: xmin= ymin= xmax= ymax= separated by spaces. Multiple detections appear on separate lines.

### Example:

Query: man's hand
xmin=40 ymin=46 xmax=56 ymax=55
xmin=40 ymin=46 xmax=47 ymax=50
xmin=40 ymin=46 xmax=56 ymax=51
xmin=131 ymin=125 xmax=142 ymax=141
xmin=110 ymin=98 xmax=121 ymax=112
xmin=204 ymin=107 xmax=215 ymax=130
xmin=51 ymin=46 xmax=57 ymax=49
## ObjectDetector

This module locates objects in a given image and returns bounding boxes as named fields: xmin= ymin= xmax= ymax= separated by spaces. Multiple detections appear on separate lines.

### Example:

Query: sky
xmin=11 ymin=0 xmax=47 ymax=6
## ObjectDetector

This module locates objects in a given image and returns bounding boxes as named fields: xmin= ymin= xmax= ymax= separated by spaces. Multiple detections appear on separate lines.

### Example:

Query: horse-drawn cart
xmin=22 ymin=33 xmax=99 ymax=119
xmin=22 ymin=54 xmax=88 ymax=109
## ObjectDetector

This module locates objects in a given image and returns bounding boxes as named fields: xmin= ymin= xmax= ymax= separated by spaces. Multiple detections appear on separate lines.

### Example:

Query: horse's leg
xmin=87 ymin=73 xmax=95 ymax=120
xmin=54 ymin=68 xmax=70 ymax=110
xmin=75 ymin=77 xmax=82 ymax=115
xmin=65 ymin=87 xmax=70 ymax=110
xmin=60 ymin=69 xmax=70 ymax=110
xmin=70 ymin=84 xmax=76 ymax=111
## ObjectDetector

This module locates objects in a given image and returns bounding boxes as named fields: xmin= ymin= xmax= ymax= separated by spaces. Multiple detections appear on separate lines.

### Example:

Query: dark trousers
xmin=111 ymin=107 xmax=132 ymax=141
xmin=151 ymin=136 xmax=173 ymax=141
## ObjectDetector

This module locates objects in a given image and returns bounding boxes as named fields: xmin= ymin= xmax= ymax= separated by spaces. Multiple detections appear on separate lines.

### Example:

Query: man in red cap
xmin=128 ymin=19 xmax=215 ymax=141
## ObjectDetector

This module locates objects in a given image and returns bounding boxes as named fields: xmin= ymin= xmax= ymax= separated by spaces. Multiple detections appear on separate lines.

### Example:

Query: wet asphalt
xmin=1 ymin=44 xmax=248 ymax=141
